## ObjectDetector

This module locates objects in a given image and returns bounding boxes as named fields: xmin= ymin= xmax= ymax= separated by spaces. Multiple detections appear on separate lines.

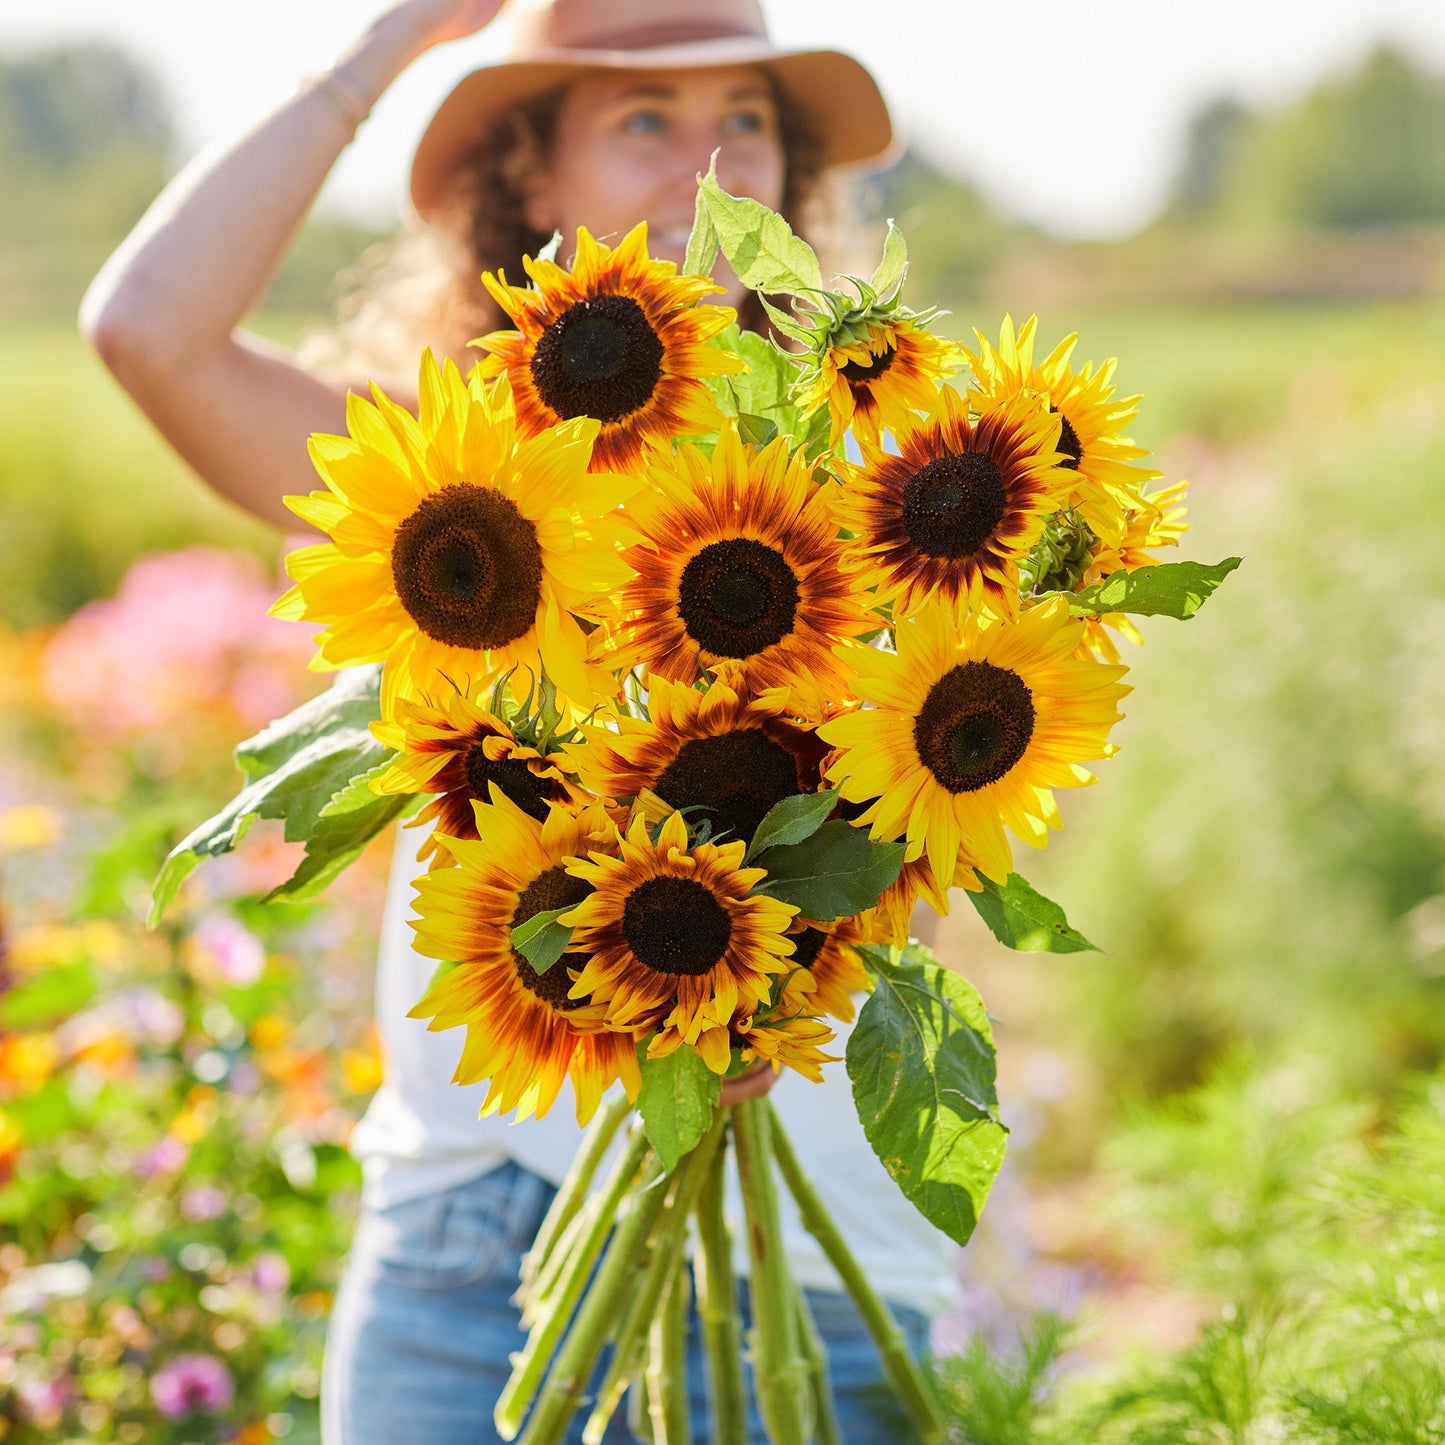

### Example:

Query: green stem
xmin=521 ymin=1089 xmax=631 ymax=1294
xmin=794 ymin=1284 xmax=840 ymax=1445
xmin=647 ymin=1263 xmax=694 ymax=1444
xmin=692 ymin=1133 xmax=747 ymax=1445
xmin=517 ymin=1151 xmax=674 ymax=1445
xmin=583 ymin=1113 xmax=726 ymax=1444
xmin=496 ymin=1125 xmax=650 ymax=1439
xmin=732 ymin=1098 xmax=810 ymax=1445
xmin=765 ymin=1102 xmax=946 ymax=1445
xmin=523 ymin=1193 xmax=599 ymax=1327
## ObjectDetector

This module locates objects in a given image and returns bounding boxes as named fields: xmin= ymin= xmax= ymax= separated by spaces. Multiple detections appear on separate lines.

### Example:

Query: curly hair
xmin=306 ymin=77 xmax=840 ymax=387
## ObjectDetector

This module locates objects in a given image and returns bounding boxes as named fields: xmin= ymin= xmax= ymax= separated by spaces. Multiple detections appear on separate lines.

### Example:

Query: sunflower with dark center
xmin=796 ymin=314 xmax=967 ymax=448
xmin=650 ymin=1002 xmax=838 ymax=1081
xmin=609 ymin=425 xmax=870 ymax=715
xmin=964 ymin=315 xmax=1165 ymax=550
xmin=819 ymin=596 xmax=1130 ymax=886
xmin=273 ymin=352 xmax=640 ymax=720
xmin=567 ymin=676 xmax=829 ymax=848
xmin=834 ymin=383 xmax=1071 ymax=623
xmin=781 ymin=915 xmax=871 ymax=1022
xmin=560 ymin=810 xmax=798 ymax=1053
xmin=407 ymin=792 xmax=638 ymax=1125
xmin=371 ymin=685 xmax=581 ymax=863
xmin=473 ymin=222 xmax=743 ymax=474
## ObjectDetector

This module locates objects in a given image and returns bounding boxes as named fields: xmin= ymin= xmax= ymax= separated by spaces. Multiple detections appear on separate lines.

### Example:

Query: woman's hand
xmin=386 ymin=0 xmax=508 ymax=56
xmin=720 ymin=1061 xmax=778 ymax=1108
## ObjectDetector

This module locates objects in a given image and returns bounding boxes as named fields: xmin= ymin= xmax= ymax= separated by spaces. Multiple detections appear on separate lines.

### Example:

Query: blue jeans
xmin=323 ymin=1161 xmax=931 ymax=1443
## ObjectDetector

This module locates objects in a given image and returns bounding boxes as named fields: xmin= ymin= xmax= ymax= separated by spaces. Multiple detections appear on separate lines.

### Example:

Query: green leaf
xmin=848 ymin=943 xmax=1007 ymax=1247
xmin=737 ymin=413 xmax=779 ymax=447
xmin=317 ymin=761 xmax=392 ymax=817
xmin=683 ymin=184 xmax=720 ymax=277
xmin=728 ymin=329 xmax=798 ymax=415
xmin=149 ymin=667 xmax=398 ymax=924
xmin=745 ymin=790 xmax=838 ymax=862
xmin=752 ymin=820 xmax=905 ymax=919
xmin=868 ymin=219 xmax=908 ymax=298
xmin=968 ymin=873 xmax=1099 ymax=954
xmin=510 ymin=907 xmax=575 ymax=976
xmin=1069 ymin=558 xmax=1242 ymax=620
xmin=637 ymin=1047 xmax=720 ymax=1175
xmin=699 ymin=160 xmax=824 ymax=295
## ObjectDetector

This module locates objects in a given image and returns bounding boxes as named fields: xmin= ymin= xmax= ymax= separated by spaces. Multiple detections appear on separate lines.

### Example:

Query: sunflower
xmin=1076 ymin=477 xmax=1191 ymax=663
xmin=610 ymin=424 xmax=869 ymax=712
xmin=567 ymin=675 xmax=829 ymax=848
xmin=649 ymin=1004 xmax=838 ymax=1081
xmin=370 ymin=682 xmax=580 ymax=861
xmin=561 ymin=809 xmax=798 ymax=1045
xmin=834 ymin=384 xmax=1071 ymax=622
xmin=819 ymin=596 xmax=1129 ymax=885
xmin=964 ymin=315 xmax=1162 ymax=548
xmin=473 ymin=222 xmax=742 ymax=474
xmin=408 ymin=792 xmax=638 ymax=1124
xmin=782 ymin=915 xmax=871 ymax=1023
xmin=272 ymin=354 xmax=637 ymax=718
xmin=796 ymin=315 xmax=966 ymax=448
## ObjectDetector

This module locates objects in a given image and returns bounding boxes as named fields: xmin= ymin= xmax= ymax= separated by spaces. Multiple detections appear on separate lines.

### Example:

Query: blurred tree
xmin=0 ymin=44 xmax=175 ymax=314
xmin=867 ymin=148 xmax=1036 ymax=308
xmin=1168 ymin=46 xmax=1445 ymax=233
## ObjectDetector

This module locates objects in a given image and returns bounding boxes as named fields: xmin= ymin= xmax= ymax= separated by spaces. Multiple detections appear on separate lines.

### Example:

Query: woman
xmin=81 ymin=2 xmax=952 ymax=1441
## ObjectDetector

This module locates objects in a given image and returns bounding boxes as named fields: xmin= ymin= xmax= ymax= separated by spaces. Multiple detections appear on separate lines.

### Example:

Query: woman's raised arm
xmin=79 ymin=1 xmax=503 ymax=531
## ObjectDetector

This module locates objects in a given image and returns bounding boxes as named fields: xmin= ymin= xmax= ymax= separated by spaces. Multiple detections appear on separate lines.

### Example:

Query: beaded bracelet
xmin=305 ymin=66 xmax=373 ymax=134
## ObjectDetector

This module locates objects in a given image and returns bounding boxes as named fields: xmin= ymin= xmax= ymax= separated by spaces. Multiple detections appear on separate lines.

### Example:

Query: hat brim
xmin=409 ymin=41 xmax=897 ymax=224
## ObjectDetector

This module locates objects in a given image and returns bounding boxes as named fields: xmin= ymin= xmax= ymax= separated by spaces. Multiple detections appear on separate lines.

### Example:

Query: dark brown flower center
xmin=621 ymin=876 xmax=732 ymax=977
xmin=913 ymin=661 xmax=1035 ymax=793
xmin=1054 ymin=409 xmax=1083 ymax=470
xmin=677 ymin=538 xmax=799 ymax=659
xmin=511 ymin=865 xmax=593 ymax=1010
xmin=529 ymin=293 xmax=665 ymax=424
xmin=900 ymin=453 xmax=1008 ymax=561
xmin=839 ymin=343 xmax=896 ymax=385
xmin=789 ymin=927 xmax=828 ymax=970
xmin=654 ymin=729 xmax=801 ymax=843
xmin=464 ymin=747 xmax=561 ymax=822
xmin=391 ymin=485 xmax=542 ymax=650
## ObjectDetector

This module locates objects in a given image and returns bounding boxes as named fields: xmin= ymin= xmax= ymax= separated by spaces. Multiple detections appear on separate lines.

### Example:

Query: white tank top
xmin=350 ymin=826 xmax=956 ymax=1315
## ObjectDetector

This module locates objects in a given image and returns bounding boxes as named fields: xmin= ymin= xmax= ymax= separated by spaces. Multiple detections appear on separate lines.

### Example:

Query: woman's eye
xmin=722 ymin=111 xmax=768 ymax=137
xmin=621 ymin=110 xmax=666 ymax=136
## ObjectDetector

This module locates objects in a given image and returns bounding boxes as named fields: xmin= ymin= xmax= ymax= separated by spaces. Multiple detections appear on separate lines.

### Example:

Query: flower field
xmin=3 ymin=292 xmax=1445 ymax=1441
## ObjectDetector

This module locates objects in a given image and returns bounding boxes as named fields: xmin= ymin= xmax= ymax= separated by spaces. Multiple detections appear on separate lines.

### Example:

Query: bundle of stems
xmin=496 ymin=1093 xmax=947 ymax=1445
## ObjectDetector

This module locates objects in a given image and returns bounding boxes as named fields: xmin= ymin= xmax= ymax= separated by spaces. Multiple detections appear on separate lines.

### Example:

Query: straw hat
xmin=410 ymin=0 xmax=895 ymax=222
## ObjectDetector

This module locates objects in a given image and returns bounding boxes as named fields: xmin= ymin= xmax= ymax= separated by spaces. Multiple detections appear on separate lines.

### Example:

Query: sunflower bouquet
xmin=152 ymin=161 xmax=1237 ymax=1445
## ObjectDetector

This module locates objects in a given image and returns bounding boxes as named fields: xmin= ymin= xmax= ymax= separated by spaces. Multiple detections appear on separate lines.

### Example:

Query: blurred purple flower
xmin=150 ymin=1353 xmax=235 ymax=1419
xmin=181 ymin=1186 xmax=228 ymax=1222
xmin=250 ymin=1251 xmax=290 ymax=1294
xmin=136 ymin=1137 xmax=188 ymax=1179
xmin=193 ymin=914 xmax=265 ymax=986
xmin=140 ymin=1256 xmax=173 ymax=1283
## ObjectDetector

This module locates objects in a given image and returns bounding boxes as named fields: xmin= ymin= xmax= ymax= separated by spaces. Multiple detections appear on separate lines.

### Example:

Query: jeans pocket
xmin=367 ymin=1170 xmax=519 ymax=1292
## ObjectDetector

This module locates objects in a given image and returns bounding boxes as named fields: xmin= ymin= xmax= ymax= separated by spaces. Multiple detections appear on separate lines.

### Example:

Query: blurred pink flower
xmin=16 ymin=1375 xmax=70 ymax=1427
xmin=193 ymin=914 xmax=265 ymax=986
xmin=40 ymin=546 xmax=314 ymax=739
xmin=180 ymin=1186 xmax=228 ymax=1222
xmin=136 ymin=1136 xmax=188 ymax=1179
xmin=59 ymin=989 xmax=184 ymax=1054
xmin=150 ymin=1353 xmax=235 ymax=1419
xmin=251 ymin=1251 xmax=290 ymax=1295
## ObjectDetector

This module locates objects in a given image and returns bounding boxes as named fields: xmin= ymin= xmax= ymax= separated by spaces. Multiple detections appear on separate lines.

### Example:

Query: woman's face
xmin=525 ymin=65 xmax=787 ymax=309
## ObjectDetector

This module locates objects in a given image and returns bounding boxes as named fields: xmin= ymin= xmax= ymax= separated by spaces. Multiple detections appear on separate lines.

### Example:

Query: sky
xmin=6 ymin=0 xmax=1445 ymax=238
